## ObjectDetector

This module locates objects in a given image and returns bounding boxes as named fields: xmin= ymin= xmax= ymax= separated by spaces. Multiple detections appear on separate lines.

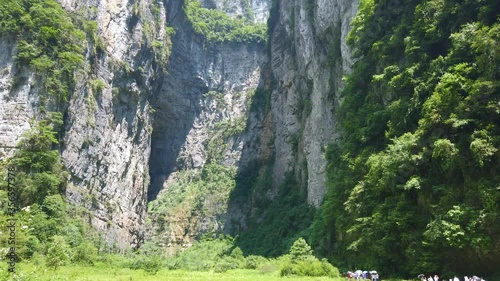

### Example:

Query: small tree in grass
xmin=73 ymin=240 xmax=98 ymax=265
xmin=130 ymin=254 xmax=163 ymax=275
xmin=281 ymin=238 xmax=340 ymax=278
xmin=46 ymin=235 xmax=71 ymax=270
xmin=290 ymin=238 xmax=313 ymax=262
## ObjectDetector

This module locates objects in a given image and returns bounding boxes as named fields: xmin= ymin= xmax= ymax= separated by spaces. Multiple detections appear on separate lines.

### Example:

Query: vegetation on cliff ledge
xmin=0 ymin=0 xmax=86 ymax=109
xmin=183 ymin=0 xmax=267 ymax=44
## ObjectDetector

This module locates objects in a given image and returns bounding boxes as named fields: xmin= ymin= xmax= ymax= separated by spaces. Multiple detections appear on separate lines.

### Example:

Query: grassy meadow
xmin=1 ymin=263 xmax=342 ymax=281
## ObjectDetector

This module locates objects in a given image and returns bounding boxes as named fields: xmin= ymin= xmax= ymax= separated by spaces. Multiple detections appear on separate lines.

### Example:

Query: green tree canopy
xmin=313 ymin=0 xmax=499 ymax=277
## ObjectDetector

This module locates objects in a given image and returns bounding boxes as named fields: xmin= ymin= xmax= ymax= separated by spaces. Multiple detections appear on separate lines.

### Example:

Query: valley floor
xmin=2 ymin=264 xmax=342 ymax=281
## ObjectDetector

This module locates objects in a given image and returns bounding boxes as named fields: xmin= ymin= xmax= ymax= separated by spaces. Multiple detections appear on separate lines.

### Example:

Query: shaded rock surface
xmin=146 ymin=0 xmax=267 ymax=248
xmin=265 ymin=0 xmax=358 ymax=206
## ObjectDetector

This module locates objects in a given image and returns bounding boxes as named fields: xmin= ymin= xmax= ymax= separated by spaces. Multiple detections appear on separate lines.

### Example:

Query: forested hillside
xmin=312 ymin=0 xmax=499 ymax=277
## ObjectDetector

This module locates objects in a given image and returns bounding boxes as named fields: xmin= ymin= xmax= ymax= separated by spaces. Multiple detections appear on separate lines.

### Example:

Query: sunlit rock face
xmin=0 ymin=38 xmax=37 ymax=161
xmin=0 ymin=0 xmax=162 ymax=248
xmin=198 ymin=0 xmax=271 ymax=23
xmin=58 ymin=0 xmax=167 ymax=248
xmin=260 ymin=0 xmax=359 ymax=207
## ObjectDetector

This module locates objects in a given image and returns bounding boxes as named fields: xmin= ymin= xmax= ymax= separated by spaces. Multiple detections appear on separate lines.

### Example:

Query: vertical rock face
xmin=1 ymin=0 xmax=360 ymax=249
xmin=50 ymin=0 xmax=167 ymax=248
xmin=263 ymin=0 xmax=358 ymax=206
xmin=0 ymin=38 xmax=37 ymax=160
xmin=59 ymin=0 xmax=169 ymax=248
xmin=198 ymin=0 xmax=271 ymax=23
xmin=147 ymin=0 xmax=267 ymax=247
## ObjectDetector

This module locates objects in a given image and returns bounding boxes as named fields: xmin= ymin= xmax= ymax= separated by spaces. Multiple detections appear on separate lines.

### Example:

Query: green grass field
xmin=2 ymin=263 xmax=343 ymax=281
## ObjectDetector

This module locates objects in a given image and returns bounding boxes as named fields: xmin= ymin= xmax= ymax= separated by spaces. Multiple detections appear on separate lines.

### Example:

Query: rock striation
xmin=1 ymin=0 xmax=170 ymax=248
xmin=146 ymin=0 xmax=267 ymax=247
xmin=198 ymin=0 xmax=271 ymax=23
xmin=0 ymin=0 xmax=359 ymax=249
xmin=264 ymin=0 xmax=359 ymax=206
xmin=0 ymin=38 xmax=37 ymax=160
xmin=58 ymin=0 xmax=169 ymax=248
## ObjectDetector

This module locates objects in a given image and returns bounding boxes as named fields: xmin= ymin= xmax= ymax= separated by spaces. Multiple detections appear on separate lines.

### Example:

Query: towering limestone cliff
xmin=225 ymin=0 xmax=359 ymax=255
xmin=1 ymin=0 xmax=170 ymax=248
xmin=60 ymin=0 xmax=172 ymax=249
xmin=145 ymin=0 xmax=361 ymax=252
xmin=265 ymin=0 xmax=358 ymax=207
xmin=0 ymin=0 xmax=356 ymax=251
xmin=146 ymin=0 xmax=269 ymax=249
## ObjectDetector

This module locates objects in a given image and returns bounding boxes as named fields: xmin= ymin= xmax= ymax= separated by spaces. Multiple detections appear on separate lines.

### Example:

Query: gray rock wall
xmin=0 ymin=38 xmax=37 ymax=160
xmin=0 ymin=0 xmax=169 ymax=248
xmin=266 ymin=0 xmax=358 ymax=206
xmin=58 ymin=0 xmax=168 ymax=248
xmin=199 ymin=0 xmax=271 ymax=23
xmin=146 ymin=0 xmax=267 ymax=247
xmin=0 ymin=0 xmax=359 ymax=249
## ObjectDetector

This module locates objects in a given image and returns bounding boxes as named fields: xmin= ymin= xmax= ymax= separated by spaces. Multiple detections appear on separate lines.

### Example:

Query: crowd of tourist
xmin=419 ymin=275 xmax=487 ymax=281
xmin=344 ymin=272 xmax=487 ymax=281
xmin=346 ymin=270 xmax=379 ymax=281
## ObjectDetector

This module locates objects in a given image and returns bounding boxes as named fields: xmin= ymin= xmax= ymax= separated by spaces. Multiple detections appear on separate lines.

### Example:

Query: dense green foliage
xmin=165 ymin=235 xmax=242 ymax=272
xmin=8 ymin=114 xmax=66 ymax=207
xmin=280 ymin=258 xmax=340 ymax=278
xmin=164 ymin=236 xmax=339 ymax=278
xmin=0 ymin=0 xmax=85 ymax=109
xmin=281 ymin=238 xmax=340 ymax=278
xmin=289 ymin=238 xmax=313 ymax=261
xmin=0 ymin=117 xmax=108 ymax=271
xmin=129 ymin=255 xmax=163 ymax=275
xmin=313 ymin=0 xmax=499 ymax=277
xmin=148 ymin=163 xmax=236 ymax=238
xmin=183 ymin=0 xmax=267 ymax=43
xmin=46 ymin=235 xmax=71 ymax=269
xmin=0 ymin=264 xmax=343 ymax=281
xmin=233 ymin=163 xmax=314 ymax=257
